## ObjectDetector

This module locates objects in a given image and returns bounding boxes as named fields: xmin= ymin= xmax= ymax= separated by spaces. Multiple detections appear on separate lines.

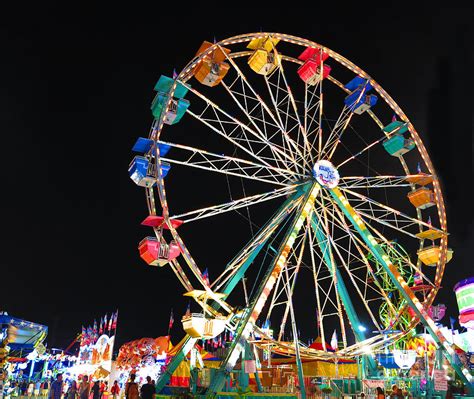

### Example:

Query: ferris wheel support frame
xmin=206 ymin=183 xmax=320 ymax=397
xmin=155 ymin=335 xmax=198 ymax=393
xmin=309 ymin=214 xmax=377 ymax=374
xmin=328 ymin=187 xmax=473 ymax=389
xmin=153 ymin=191 xmax=305 ymax=392
xmin=220 ymin=189 xmax=307 ymax=297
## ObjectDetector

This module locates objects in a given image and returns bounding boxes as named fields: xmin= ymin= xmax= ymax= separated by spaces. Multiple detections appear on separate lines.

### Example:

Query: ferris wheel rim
xmin=143 ymin=32 xmax=448 ymax=355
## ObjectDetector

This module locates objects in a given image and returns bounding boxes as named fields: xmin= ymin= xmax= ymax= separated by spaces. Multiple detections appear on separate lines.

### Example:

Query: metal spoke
xmin=183 ymin=82 xmax=300 ymax=171
xmin=323 ymin=81 xmax=371 ymax=160
xmin=319 ymin=105 xmax=354 ymax=160
xmin=220 ymin=79 xmax=296 ymax=171
xmin=336 ymin=135 xmax=388 ymax=169
xmin=218 ymin=46 xmax=310 ymax=173
xmin=339 ymin=175 xmax=430 ymax=189
xmin=171 ymin=184 xmax=301 ymax=223
xmin=159 ymin=140 xmax=300 ymax=186
xmin=315 ymin=196 xmax=397 ymax=333
xmin=264 ymin=60 xmax=312 ymax=168
xmin=212 ymin=191 xmax=306 ymax=292
xmin=340 ymin=187 xmax=443 ymax=236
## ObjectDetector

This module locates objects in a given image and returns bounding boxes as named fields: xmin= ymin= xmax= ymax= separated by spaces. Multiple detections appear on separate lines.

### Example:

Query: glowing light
xmin=358 ymin=325 xmax=367 ymax=332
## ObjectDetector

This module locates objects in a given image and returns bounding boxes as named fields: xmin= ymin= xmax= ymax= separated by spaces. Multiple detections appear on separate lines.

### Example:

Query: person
xmin=27 ymin=380 xmax=34 ymax=397
xmin=110 ymin=380 xmax=120 ymax=399
xmin=91 ymin=381 xmax=101 ymax=399
xmin=125 ymin=374 xmax=139 ymax=399
xmin=376 ymin=386 xmax=385 ymax=399
xmin=79 ymin=376 xmax=90 ymax=399
xmin=20 ymin=380 xmax=28 ymax=395
xmin=99 ymin=381 xmax=106 ymax=398
xmin=41 ymin=380 xmax=50 ymax=396
xmin=140 ymin=376 xmax=155 ymax=399
xmin=49 ymin=374 xmax=63 ymax=399
xmin=35 ymin=380 xmax=41 ymax=396
xmin=390 ymin=384 xmax=398 ymax=399
xmin=67 ymin=380 xmax=78 ymax=399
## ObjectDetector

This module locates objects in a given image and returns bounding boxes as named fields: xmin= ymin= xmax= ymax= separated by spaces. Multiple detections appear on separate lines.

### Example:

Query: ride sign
xmin=313 ymin=160 xmax=340 ymax=188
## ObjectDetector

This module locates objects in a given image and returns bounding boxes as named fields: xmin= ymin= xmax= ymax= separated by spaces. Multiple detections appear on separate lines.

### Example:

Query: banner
xmin=433 ymin=369 xmax=447 ymax=391
xmin=363 ymin=379 xmax=385 ymax=389
xmin=244 ymin=360 xmax=256 ymax=374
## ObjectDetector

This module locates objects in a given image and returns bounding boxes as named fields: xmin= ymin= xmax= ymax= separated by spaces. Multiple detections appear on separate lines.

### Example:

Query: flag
xmin=80 ymin=326 xmax=86 ymax=346
xmin=93 ymin=320 xmax=98 ymax=342
xmin=111 ymin=311 xmax=118 ymax=330
xmin=86 ymin=326 xmax=93 ymax=345
xmin=391 ymin=113 xmax=397 ymax=122
xmin=168 ymin=309 xmax=174 ymax=330
xmin=218 ymin=334 xmax=222 ymax=348
xmin=414 ymin=273 xmax=423 ymax=285
xmin=330 ymin=330 xmax=338 ymax=350
xmin=103 ymin=314 xmax=108 ymax=332
xmin=417 ymin=162 xmax=422 ymax=173
xmin=99 ymin=317 xmax=103 ymax=335
xmin=172 ymin=69 xmax=178 ymax=79
xmin=184 ymin=303 xmax=191 ymax=318
xmin=202 ymin=268 xmax=210 ymax=286
xmin=108 ymin=313 xmax=113 ymax=331
xmin=427 ymin=216 xmax=432 ymax=226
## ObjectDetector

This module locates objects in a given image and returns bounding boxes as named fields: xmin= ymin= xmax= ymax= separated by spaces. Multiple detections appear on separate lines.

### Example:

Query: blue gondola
xmin=128 ymin=156 xmax=171 ymax=187
xmin=376 ymin=353 xmax=399 ymax=369
xmin=344 ymin=76 xmax=378 ymax=114
xmin=132 ymin=138 xmax=171 ymax=157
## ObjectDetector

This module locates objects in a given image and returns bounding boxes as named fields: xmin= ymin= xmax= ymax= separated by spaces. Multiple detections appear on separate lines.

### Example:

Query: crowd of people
xmin=3 ymin=374 xmax=122 ymax=399
xmin=48 ymin=374 xmax=120 ymax=399
xmin=44 ymin=373 xmax=154 ymax=399
xmin=4 ymin=380 xmax=51 ymax=397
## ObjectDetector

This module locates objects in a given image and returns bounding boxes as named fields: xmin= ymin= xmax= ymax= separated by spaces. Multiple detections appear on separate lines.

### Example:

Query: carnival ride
xmin=128 ymin=33 xmax=473 ymax=396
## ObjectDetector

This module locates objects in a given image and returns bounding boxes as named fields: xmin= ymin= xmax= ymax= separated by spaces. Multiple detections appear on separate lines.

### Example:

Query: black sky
xmin=0 ymin=4 xmax=472 ymax=352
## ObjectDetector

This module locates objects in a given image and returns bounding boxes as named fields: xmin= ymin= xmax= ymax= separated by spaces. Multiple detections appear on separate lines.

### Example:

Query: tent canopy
xmin=0 ymin=312 xmax=47 ymax=351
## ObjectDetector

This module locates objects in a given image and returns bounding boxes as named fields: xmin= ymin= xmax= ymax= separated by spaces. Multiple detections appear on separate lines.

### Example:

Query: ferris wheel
xmin=128 ymin=33 xmax=472 ymax=392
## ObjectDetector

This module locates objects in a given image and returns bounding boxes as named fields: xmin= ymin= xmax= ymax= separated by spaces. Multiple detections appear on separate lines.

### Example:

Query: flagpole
xmin=167 ymin=308 xmax=174 ymax=354
xmin=112 ymin=310 xmax=119 ymax=358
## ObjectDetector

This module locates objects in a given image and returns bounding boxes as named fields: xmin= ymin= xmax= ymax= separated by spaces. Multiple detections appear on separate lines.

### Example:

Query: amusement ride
xmin=128 ymin=33 xmax=473 ymax=396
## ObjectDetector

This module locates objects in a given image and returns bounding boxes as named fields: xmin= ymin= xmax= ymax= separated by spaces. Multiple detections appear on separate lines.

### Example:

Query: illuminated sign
xmin=313 ymin=160 xmax=340 ymax=188
xmin=455 ymin=278 xmax=474 ymax=314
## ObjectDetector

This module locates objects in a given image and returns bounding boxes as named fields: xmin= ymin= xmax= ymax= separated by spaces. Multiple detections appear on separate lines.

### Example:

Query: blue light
xmin=358 ymin=325 xmax=367 ymax=332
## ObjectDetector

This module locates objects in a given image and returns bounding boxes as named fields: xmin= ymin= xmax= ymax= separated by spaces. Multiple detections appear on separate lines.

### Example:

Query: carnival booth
xmin=114 ymin=335 xmax=221 ymax=389
xmin=0 ymin=312 xmax=48 ymax=385
xmin=114 ymin=336 xmax=171 ymax=385
xmin=64 ymin=312 xmax=118 ymax=388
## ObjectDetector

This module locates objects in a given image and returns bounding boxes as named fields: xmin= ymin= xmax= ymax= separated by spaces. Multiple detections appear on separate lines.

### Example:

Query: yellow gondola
xmin=418 ymin=245 xmax=453 ymax=266
xmin=247 ymin=36 xmax=280 ymax=75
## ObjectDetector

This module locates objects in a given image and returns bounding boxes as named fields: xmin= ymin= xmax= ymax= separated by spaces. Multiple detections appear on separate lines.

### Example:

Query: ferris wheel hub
xmin=312 ymin=160 xmax=340 ymax=188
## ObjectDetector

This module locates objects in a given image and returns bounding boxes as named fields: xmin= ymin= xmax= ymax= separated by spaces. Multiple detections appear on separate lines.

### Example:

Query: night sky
xmin=1 ymin=5 xmax=472 ymax=353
